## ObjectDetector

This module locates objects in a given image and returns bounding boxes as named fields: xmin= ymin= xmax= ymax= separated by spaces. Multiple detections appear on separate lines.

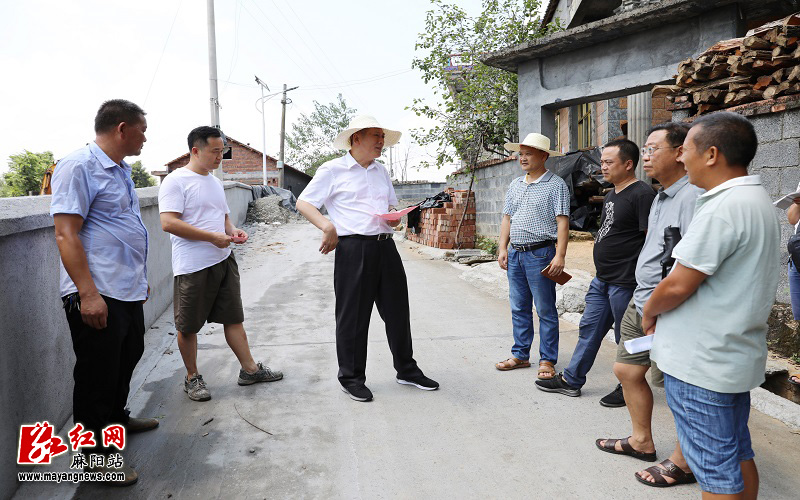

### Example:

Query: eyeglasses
xmin=641 ymin=146 xmax=679 ymax=156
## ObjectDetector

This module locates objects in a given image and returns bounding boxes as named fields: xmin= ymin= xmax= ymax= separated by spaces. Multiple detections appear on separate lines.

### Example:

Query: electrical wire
xmin=242 ymin=0 xmax=340 ymax=103
xmin=143 ymin=0 xmax=184 ymax=106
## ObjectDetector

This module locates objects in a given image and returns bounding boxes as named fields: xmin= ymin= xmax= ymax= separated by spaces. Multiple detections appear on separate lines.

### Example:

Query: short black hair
xmin=94 ymin=99 xmax=146 ymax=134
xmin=648 ymin=122 xmax=690 ymax=148
xmin=690 ymin=111 xmax=757 ymax=168
xmin=603 ymin=138 xmax=639 ymax=167
xmin=187 ymin=126 xmax=224 ymax=151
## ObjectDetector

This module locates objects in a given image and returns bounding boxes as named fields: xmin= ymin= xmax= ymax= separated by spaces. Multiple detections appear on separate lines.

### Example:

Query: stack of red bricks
xmin=406 ymin=188 xmax=476 ymax=249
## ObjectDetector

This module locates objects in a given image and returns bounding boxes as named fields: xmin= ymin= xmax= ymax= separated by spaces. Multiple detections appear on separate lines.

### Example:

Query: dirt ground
xmin=565 ymin=239 xmax=595 ymax=275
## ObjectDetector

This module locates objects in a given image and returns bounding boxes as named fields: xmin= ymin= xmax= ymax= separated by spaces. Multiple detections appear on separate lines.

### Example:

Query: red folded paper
xmin=376 ymin=206 xmax=417 ymax=221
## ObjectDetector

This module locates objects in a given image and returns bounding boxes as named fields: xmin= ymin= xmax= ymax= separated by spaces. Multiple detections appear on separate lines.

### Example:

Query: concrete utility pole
xmin=255 ymin=75 xmax=270 ymax=186
xmin=277 ymin=84 xmax=299 ymax=188
xmin=207 ymin=0 xmax=223 ymax=179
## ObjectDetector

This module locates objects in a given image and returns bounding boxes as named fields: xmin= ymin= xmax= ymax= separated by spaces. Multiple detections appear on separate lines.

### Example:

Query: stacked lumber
xmin=406 ymin=189 xmax=476 ymax=250
xmin=654 ymin=13 xmax=800 ymax=116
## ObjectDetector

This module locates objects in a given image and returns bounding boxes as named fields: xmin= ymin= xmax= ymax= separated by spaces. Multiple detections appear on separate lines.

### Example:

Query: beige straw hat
xmin=504 ymin=132 xmax=563 ymax=156
xmin=332 ymin=115 xmax=402 ymax=151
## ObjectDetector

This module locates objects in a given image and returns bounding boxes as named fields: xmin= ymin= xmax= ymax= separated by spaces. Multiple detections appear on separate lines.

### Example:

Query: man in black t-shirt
xmin=536 ymin=139 xmax=655 ymax=401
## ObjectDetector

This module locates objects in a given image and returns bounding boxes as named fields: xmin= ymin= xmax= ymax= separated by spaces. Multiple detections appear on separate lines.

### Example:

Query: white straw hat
xmin=333 ymin=115 xmax=402 ymax=151
xmin=504 ymin=132 xmax=563 ymax=157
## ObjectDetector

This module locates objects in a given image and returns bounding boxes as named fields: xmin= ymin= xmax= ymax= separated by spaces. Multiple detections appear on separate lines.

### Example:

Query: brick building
xmin=153 ymin=135 xmax=312 ymax=198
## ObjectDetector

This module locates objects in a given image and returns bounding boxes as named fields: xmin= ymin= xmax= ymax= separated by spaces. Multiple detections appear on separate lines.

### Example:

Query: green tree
xmin=130 ymin=161 xmax=156 ymax=188
xmin=286 ymin=94 xmax=356 ymax=176
xmin=409 ymin=0 xmax=562 ymax=168
xmin=2 ymin=150 xmax=55 ymax=197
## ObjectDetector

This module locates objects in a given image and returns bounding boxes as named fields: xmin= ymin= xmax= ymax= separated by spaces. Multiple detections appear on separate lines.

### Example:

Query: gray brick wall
xmin=748 ymin=110 xmax=800 ymax=303
xmin=392 ymin=182 xmax=447 ymax=203
xmin=448 ymin=159 xmax=520 ymax=239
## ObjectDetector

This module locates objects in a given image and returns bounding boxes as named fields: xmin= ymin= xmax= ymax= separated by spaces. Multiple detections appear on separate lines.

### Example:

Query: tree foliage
xmin=409 ymin=0 xmax=562 ymax=168
xmin=286 ymin=94 xmax=356 ymax=176
xmin=2 ymin=150 xmax=55 ymax=197
xmin=130 ymin=160 xmax=156 ymax=188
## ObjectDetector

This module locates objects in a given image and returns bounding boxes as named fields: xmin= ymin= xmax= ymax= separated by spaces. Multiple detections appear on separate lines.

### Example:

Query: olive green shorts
xmin=616 ymin=298 xmax=663 ymax=387
xmin=174 ymin=253 xmax=244 ymax=334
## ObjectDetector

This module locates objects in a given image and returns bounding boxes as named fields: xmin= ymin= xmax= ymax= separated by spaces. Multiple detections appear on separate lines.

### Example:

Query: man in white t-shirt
xmin=159 ymin=126 xmax=283 ymax=402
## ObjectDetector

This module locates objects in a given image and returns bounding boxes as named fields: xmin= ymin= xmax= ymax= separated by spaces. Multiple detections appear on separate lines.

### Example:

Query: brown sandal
xmin=790 ymin=373 xmax=800 ymax=386
xmin=595 ymin=437 xmax=657 ymax=462
xmin=495 ymin=357 xmax=531 ymax=371
xmin=634 ymin=459 xmax=697 ymax=487
xmin=537 ymin=361 xmax=555 ymax=380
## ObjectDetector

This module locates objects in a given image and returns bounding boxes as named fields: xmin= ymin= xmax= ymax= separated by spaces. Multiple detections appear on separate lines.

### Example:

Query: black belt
xmin=340 ymin=233 xmax=393 ymax=241
xmin=511 ymin=240 xmax=555 ymax=252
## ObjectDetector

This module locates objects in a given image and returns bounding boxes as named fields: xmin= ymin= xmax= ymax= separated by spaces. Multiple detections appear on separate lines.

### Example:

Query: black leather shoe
xmin=396 ymin=375 xmax=439 ymax=391
xmin=600 ymin=383 xmax=626 ymax=408
xmin=341 ymin=384 xmax=373 ymax=402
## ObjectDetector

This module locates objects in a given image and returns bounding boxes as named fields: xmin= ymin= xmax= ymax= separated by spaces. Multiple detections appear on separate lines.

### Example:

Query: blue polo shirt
xmin=50 ymin=142 xmax=149 ymax=301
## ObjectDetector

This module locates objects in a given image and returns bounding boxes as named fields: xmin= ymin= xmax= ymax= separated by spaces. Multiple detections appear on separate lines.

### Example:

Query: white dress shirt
xmin=299 ymin=152 xmax=398 ymax=236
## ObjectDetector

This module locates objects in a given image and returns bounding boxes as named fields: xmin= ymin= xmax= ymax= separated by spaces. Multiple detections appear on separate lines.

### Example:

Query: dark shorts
xmin=174 ymin=253 xmax=244 ymax=333
xmin=615 ymin=298 xmax=663 ymax=387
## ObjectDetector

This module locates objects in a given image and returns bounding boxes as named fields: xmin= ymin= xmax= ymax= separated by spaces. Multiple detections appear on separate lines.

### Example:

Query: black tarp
xmin=545 ymin=147 xmax=607 ymax=232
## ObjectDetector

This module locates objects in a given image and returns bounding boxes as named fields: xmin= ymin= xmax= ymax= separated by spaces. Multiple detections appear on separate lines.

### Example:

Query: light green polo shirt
xmin=650 ymin=175 xmax=780 ymax=394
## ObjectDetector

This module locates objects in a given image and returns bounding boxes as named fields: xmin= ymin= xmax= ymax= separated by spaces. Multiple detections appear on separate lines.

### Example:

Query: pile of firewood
xmin=654 ymin=14 xmax=800 ymax=116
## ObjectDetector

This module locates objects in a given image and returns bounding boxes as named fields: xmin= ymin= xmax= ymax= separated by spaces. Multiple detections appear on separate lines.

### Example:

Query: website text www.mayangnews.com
xmin=18 ymin=470 xmax=125 ymax=483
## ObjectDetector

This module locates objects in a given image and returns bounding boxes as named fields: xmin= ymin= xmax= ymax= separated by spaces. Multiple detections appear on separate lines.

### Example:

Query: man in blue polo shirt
xmin=644 ymin=112 xmax=780 ymax=498
xmin=495 ymin=133 xmax=570 ymax=380
xmin=51 ymin=99 xmax=158 ymax=486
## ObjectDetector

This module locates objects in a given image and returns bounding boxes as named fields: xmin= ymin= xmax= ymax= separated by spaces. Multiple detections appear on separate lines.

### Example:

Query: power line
xmin=242 ymin=0 xmax=339 ymax=103
xmin=219 ymin=68 xmax=412 ymax=92
xmin=277 ymin=0 xmax=371 ymax=108
xmin=264 ymin=0 xmax=369 ymax=110
xmin=220 ymin=0 xmax=242 ymax=97
xmin=143 ymin=0 xmax=184 ymax=106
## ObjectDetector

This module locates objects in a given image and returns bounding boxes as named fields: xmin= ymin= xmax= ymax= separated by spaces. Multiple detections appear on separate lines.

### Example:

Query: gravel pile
xmin=246 ymin=195 xmax=305 ymax=225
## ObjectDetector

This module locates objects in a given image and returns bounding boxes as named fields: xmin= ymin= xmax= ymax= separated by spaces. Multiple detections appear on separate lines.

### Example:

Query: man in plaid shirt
xmin=495 ymin=133 xmax=570 ymax=381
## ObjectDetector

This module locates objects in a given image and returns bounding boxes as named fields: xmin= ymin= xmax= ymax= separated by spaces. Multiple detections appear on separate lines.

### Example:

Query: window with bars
xmin=577 ymin=102 xmax=593 ymax=150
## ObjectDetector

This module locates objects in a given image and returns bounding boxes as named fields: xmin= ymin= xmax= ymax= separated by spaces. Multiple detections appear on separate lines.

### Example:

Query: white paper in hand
xmin=774 ymin=191 xmax=800 ymax=210
xmin=624 ymin=335 xmax=654 ymax=354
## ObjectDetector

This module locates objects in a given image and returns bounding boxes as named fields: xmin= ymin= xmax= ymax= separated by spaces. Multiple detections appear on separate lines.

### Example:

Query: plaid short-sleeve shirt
xmin=503 ymin=170 xmax=570 ymax=244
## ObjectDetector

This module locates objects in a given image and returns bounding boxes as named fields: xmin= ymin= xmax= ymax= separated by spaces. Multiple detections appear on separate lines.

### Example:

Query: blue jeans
xmin=664 ymin=373 xmax=754 ymax=495
xmin=507 ymin=245 xmax=559 ymax=363
xmin=563 ymin=278 xmax=633 ymax=388
xmin=789 ymin=261 xmax=800 ymax=320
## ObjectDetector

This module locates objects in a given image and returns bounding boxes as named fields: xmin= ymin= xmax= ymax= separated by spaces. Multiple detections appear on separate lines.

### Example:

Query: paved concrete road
xmin=18 ymin=222 xmax=800 ymax=499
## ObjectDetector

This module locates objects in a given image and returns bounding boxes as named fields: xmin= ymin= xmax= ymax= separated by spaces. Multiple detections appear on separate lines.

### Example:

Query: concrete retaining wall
xmin=448 ymin=160 xmax=520 ymax=239
xmin=393 ymin=182 xmax=448 ymax=202
xmin=747 ymin=110 xmax=800 ymax=304
xmin=0 ymin=182 xmax=252 ymax=499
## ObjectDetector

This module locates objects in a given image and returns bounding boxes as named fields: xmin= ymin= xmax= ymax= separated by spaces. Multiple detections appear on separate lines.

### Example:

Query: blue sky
xmin=0 ymin=0 xmax=542 ymax=181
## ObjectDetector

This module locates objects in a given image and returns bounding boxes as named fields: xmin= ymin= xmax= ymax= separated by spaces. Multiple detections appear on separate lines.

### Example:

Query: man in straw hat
xmin=495 ymin=132 xmax=570 ymax=381
xmin=296 ymin=115 xmax=439 ymax=402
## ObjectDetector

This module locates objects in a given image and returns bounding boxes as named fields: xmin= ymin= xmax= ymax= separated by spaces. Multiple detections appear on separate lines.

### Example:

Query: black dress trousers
xmin=333 ymin=236 xmax=424 ymax=387
xmin=65 ymin=295 xmax=145 ymax=443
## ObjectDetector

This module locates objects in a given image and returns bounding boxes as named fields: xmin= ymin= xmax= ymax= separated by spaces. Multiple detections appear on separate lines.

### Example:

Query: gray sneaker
xmin=238 ymin=361 xmax=283 ymax=385
xmin=184 ymin=374 xmax=211 ymax=401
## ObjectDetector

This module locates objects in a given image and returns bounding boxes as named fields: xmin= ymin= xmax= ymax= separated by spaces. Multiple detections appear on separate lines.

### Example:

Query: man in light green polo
xmin=642 ymin=111 xmax=780 ymax=499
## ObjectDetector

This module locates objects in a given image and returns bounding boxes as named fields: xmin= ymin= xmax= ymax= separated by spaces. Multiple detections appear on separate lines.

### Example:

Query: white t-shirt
xmin=158 ymin=167 xmax=231 ymax=276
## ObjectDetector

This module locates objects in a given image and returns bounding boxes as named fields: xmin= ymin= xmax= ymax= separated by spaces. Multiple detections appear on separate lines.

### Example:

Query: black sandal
xmin=635 ymin=459 xmax=697 ymax=488
xmin=595 ymin=437 xmax=657 ymax=462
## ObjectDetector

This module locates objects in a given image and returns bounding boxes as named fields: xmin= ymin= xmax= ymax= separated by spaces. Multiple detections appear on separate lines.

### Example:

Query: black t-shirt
xmin=593 ymin=180 xmax=656 ymax=287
